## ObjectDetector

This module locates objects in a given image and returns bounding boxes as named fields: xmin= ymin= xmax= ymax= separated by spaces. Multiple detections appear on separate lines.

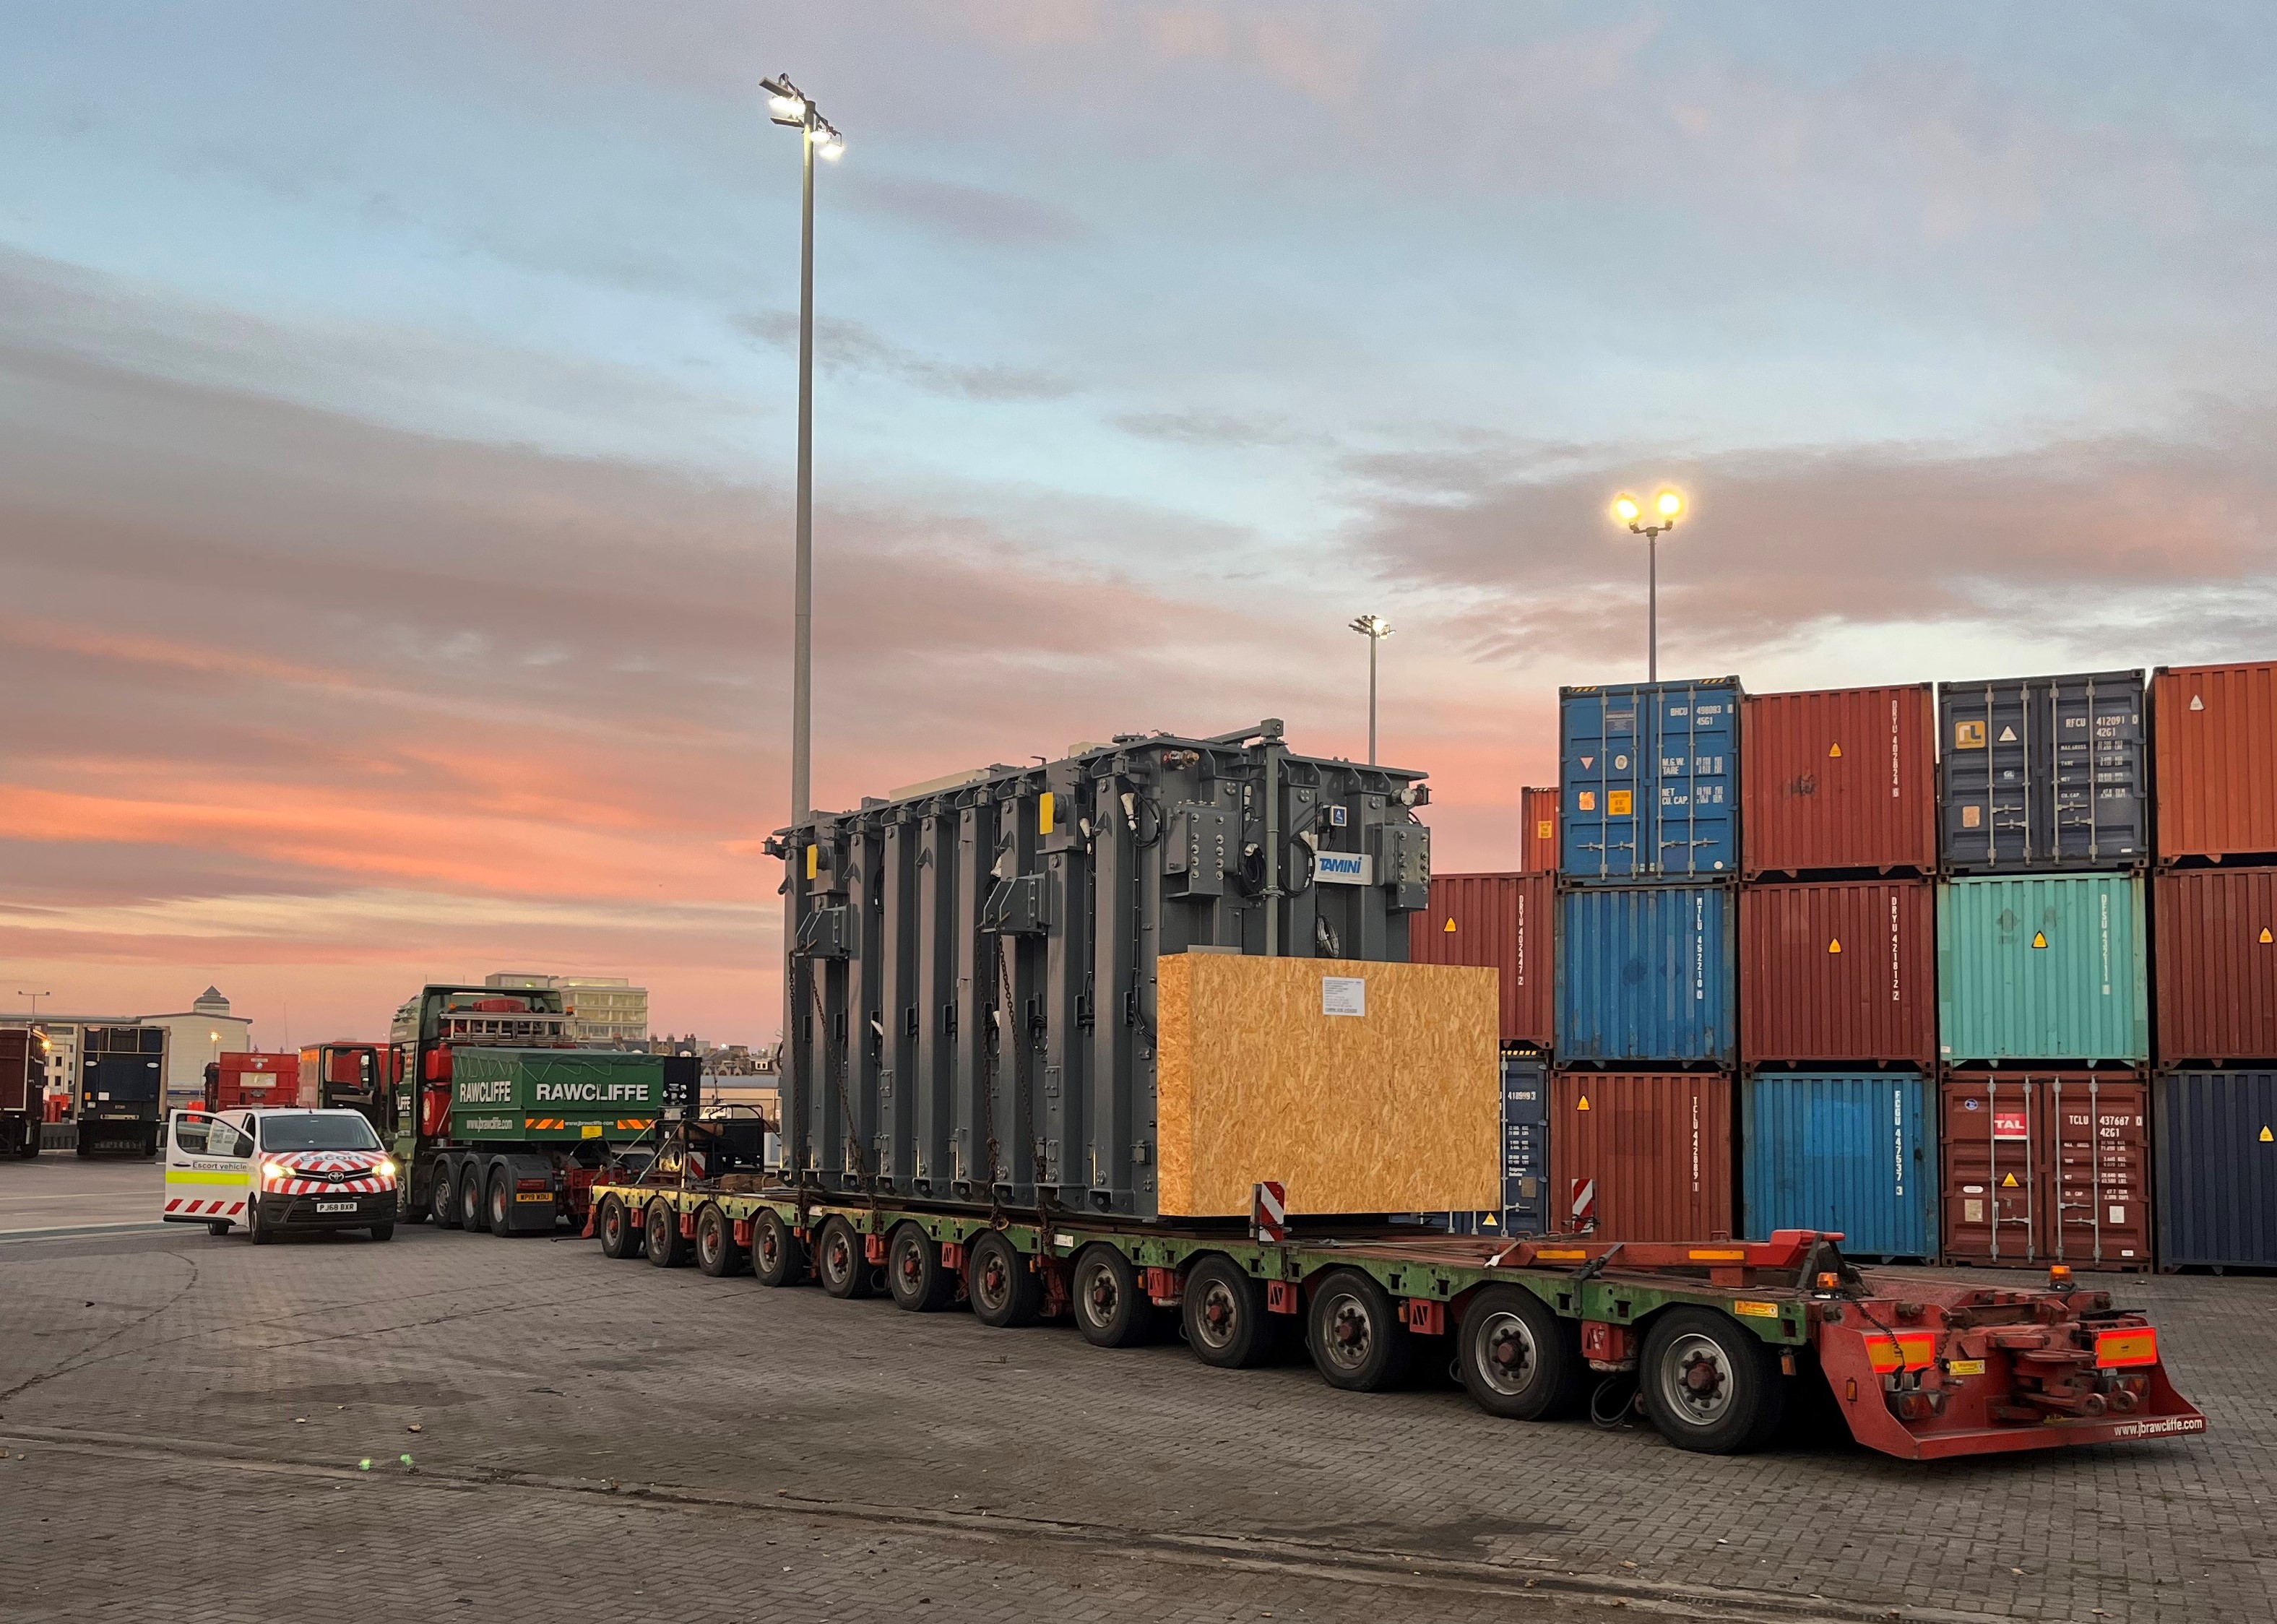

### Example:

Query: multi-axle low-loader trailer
xmin=590 ymin=724 xmax=2205 ymax=1460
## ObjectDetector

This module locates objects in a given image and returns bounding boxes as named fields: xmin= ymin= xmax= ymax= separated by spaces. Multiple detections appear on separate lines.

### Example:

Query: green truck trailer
xmin=388 ymin=984 xmax=690 ymax=1235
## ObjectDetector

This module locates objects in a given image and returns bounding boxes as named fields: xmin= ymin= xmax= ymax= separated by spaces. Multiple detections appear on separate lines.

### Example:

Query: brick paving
xmin=0 ymin=1224 xmax=2270 ymax=1623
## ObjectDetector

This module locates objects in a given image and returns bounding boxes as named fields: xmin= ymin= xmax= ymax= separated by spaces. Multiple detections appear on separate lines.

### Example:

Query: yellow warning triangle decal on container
xmin=2262 ymin=1126 xmax=2273 ymax=1142
xmin=2001 ymin=1172 xmax=2019 ymax=1187
xmin=2031 ymin=931 xmax=2049 ymax=949
xmin=2260 ymin=928 xmax=2272 ymax=944
xmin=1828 ymin=743 xmax=1843 ymax=757
xmin=1443 ymin=917 xmax=1457 ymax=933
xmin=1828 ymin=938 xmax=1843 ymax=954
xmin=1576 ymin=1095 xmax=1591 ymax=1112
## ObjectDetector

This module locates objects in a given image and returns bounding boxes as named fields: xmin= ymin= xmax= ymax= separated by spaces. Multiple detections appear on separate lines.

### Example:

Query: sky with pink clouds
xmin=5 ymin=4 xmax=2275 ymax=1045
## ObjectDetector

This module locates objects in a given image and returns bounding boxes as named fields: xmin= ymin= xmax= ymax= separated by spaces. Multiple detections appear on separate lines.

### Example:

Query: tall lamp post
xmin=1349 ymin=614 xmax=1393 ymax=764
xmin=1612 ymin=490 xmax=1683 ymax=682
xmin=15 ymin=991 xmax=49 ymax=1017
xmin=761 ymin=74 xmax=844 ymax=826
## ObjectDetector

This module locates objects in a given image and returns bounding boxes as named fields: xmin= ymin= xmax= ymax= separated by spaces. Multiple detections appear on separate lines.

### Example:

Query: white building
xmin=137 ymin=987 xmax=257 ymax=1106
xmin=485 ymin=973 xmax=649 ymax=1048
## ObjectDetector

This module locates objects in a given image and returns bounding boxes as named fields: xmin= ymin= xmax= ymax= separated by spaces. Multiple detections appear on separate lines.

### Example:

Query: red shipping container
xmin=2154 ymin=662 xmax=2277 ymax=864
xmin=1518 ymin=787 xmax=1558 ymax=875
xmin=1409 ymin=873 xmax=1553 ymax=1048
xmin=0 ymin=1029 xmax=32 ymax=1115
xmin=1740 ymin=879 xmax=1935 ymax=1066
xmin=1939 ymin=1071 xmax=2151 ymax=1271
xmin=2154 ymin=869 xmax=2277 ymax=1065
xmin=1741 ymin=685 xmax=1936 ymax=880
xmin=1550 ymin=1070 xmax=1734 ymax=1240
xmin=206 ymin=1051 xmax=311 ymax=1112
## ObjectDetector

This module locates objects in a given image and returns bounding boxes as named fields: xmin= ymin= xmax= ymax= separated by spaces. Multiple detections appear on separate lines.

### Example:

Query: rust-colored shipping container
xmin=1742 ymin=684 xmax=1936 ymax=879
xmin=1741 ymin=878 xmax=1936 ymax=1066
xmin=1549 ymin=1070 xmax=1733 ymax=1240
xmin=2154 ymin=662 xmax=2277 ymax=865
xmin=1409 ymin=873 xmax=1554 ymax=1048
xmin=1938 ymin=1071 xmax=2151 ymax=1271
xmin=1518 ymin=786 xmax=1558 ymax=875
xmin=2154 ymin=868 xmax=2277 ymax=1065
xmin=204 ymin=1050 xmax=312 ymax=1113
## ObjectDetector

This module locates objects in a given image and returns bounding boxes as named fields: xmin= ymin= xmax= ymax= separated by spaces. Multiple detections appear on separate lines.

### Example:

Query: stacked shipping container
xmin=1935 ymin=670 xmax=2152 ymax=1271
xmin=1552 ymin=678 xmax=1743 ymax=1240
xmin=2153 ymin=662 xmax=2277 ymax=1269
xmin=1738 ymin=685 xmax=1940 ymax=1259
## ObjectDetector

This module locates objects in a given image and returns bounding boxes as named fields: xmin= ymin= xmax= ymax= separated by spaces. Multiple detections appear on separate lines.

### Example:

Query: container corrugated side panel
xmin=1519 ymin=787 xmax=1559 ymax=875
xmin=2154 ymin=869 xmax=2277 ymax=1066
xmin=1936 ymin=876 xmax=2149 ymax=1063
xmin=2154 ymin=663 xmax=2277 ymax=864
xmin=1550 ymin=1070 xmax=1734 ymax=1240
xmin=2156 ymin=1070 xmax=2277 ymax=1268
xmin=1409 ymin=873 xmax=1554 ymax=1048
xmin=1560 ymin=678 xmax=1741 ymax=881
xmin=0 ymin=1029 xmax=30 ymax=1114
xmin=1939 ymin=1071 xmax=2152 ymax=1270
xmin=1557 ymin=884 xmax=1736 ymax=1065
xmin=1740 ymin=879 xmax=1935 ymax=1066
xmin=1742 ymin=1071 xmax=1934 ymax=1259
xmin=1741 ymin=686 xmax=1936 ymax=879
xmin=1937 ymin=670 xmax=2147 ymax=873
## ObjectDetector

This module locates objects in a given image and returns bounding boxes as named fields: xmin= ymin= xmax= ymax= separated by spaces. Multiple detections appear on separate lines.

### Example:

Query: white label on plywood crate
xmin=1321 ymin=976 xmax=1367 ymax=1017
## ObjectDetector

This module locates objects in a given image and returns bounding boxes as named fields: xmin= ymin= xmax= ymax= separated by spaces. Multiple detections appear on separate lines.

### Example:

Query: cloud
xmin=840 ymin=171 xmax=1094 ymax=248
xmin=734 ymin=310 xmax=1072 ymax=401
xmin=1112 ymin=408 xmax=1322 ymax=449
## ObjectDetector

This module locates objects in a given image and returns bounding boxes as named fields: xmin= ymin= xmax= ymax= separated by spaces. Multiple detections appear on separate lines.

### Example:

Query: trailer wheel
xmin=816 ymin=1216 xmax=876 ymax=1300
xmin=597 ymin=1195 xmax=636 ymax=1259
xmin=752 ymin=1210 xmax=805 ymax=1287
xmin=1638 ymin=1308 xmax=1788 ymax=1456
xmin=460 ymin=1163 xmax=488 ymax=1233
xmin=1308 ymin=1268 xmax=1412 ymax=1391
xmin=968 ymin=1230 xmax=1041 ymax=1328
xmin=886 ymin=1223 xmax=954 ymax=1312
xmin=1458 ymin=1284 xmax=1583 ymax=1420
xmin=1183 ymin=1254 xmax=1276 ymax=1368
xmin=430 ymin=1164 xmax=460 ymax=1230
xmin=644 ymin=1198 xmax=688 ymax=1267
xmin=1072 ymin=1244 xmax=1152 ymax=1348
xmin=486 ymin=1170 xmax=516 ymax=1235
xmin=696 ymin=1204 xmax=741 ymax=1277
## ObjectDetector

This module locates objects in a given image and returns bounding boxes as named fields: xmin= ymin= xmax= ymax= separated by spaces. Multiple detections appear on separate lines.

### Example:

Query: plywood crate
xmin=1154 ymin=953 xmax=1499 ymax=1217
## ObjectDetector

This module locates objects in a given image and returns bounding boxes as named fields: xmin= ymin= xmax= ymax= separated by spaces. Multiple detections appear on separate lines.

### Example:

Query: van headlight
xmin=376 ymin=1158 xmax=397 ymax=1180
xmin=263 ymin=1162 xmax=291 ymax=1182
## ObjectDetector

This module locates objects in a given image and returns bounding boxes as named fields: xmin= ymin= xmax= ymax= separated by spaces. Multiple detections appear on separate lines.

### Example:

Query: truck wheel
xmin=597 ymin=1195 xmax=637 ymax=1260
xmin=460 ymin=1165 xmax=488 ymax=1233
xmin=430 ymin=1165 xmax=460 ymax=1230
xmin=968 ymin=1230 xmax=1041 ymax=1328
xmin=74 ymin=1138 xmax=92 ymax=1159
xmin=1458 ymin=1284 xmax=1583 ymax=1420
xmin=645 ymin=1199 xmax=688 ymax=1267
xmin=886 ymin=1223 xmax=954 ymax=1311
xmin=368 ymin=1223 xmax=394 ymax=1243
xmin=816 ymin=1216 xmax=876 ymax=1300
xmin=488 ymin=1170 xmax=530 ymax=1236
xmin=696 ymin=1204 xmax=741 ymax=1277
xmin=752 ymin=1210 xmax=805 ymax=1287
xmin=1183 ymin=1254 xmax=1276 ymax=1369
xmin=1072 ymin=1244 xmax=1152 ymax=1348
xmin=1308 ymin=1267 xmax=1412 ymax=1391
xmin=1638 ymin=1308 xmax=1788 ymax=1456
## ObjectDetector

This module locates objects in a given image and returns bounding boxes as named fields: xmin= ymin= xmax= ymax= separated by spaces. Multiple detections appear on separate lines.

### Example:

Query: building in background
xmin=486 ymin=973 xmax=649 ymax=1048
xmin=136 ymin=987 xmax=255 ymax=1106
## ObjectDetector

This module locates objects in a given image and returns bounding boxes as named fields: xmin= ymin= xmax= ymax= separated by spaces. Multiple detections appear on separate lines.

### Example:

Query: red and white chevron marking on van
xmin=264 ymin=1150 xmax=394 ymax=1196
xmin=164 ymin=1196 xmax=248 ymax=1217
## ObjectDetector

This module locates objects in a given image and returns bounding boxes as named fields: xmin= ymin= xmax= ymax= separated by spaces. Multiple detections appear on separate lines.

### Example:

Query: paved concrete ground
xmin=0 ymin=1152 xmax=163 ymax=1240
xmin=0 ymin=1191 xmax=2269 ymax=1624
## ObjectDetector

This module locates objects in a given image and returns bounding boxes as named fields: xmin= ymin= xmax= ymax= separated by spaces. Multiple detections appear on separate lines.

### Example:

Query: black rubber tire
xmin=1308 ymin=1267 xmax=1412 ymax=1392
xmin=645 ymin=1199 xmax=688 ymax=1267
xmin=967 ymin=1230 xmax=1041 ymax=1328
xmin=1183 ymin=1253 xmax=1277 ymax=1369
xmin=886 ymin=1222 xmax=954 ymax=1312
xmin=696 ymin=1204 xmax=740 ymax=1277
xmin=753 ymin=1209 xmax=805 ymax=1287
xmin=247 ymin=1200 xmax=272 ymax=1246
xmin=368 ymin=1223 xmax=394 ymax=1243
xmin=205 ymin=1220 xmax=231 ymax=1238
xmin=459 ymin=1163 xmax=488 ymax=1232
xmin=816 ymin=1216 xmax=875 ymax=1300
xmin=486 ymin=1170 xmax=514 ymax=1235
xmin=1638 ymin=1307 xmax=1789 ymax=1456
xmin=597 ymin=1195 xmax=637 ymax=1258
xmin=74 ymin=1139 xmax=91 ymax=1159
xmin=1071 ymin=1243 xmax=1152 ymax=1348
xmin=430 ymin=1164 xmax=459 ymax=1230
xmin=1457 ymin=1284 xmax=1585 ymax=1420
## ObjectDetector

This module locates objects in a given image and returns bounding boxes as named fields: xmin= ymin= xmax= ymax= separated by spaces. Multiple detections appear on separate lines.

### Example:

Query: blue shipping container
xmin=1557 ymin=884 xmax=1737 ymax=1065
xmin=2156 ymin=1069 xmax=2277 ymax=1269
xmin=1742 ymin=1070 xmax=1937 ymax=1261
xmin=1560 ymin=677 xmax=1742 ymax=881
xmin=1447 ymin=1053 xmax=1551 ymax=1236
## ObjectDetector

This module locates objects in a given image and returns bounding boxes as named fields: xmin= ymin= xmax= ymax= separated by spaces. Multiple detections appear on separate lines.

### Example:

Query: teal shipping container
xmin=1742 ymin=1071 xmax=1935 ymax=1261
xmin=1937 ymin=876 xmax=2148 ymax=1063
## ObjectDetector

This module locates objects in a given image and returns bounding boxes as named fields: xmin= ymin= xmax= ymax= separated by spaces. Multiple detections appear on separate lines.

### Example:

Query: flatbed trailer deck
xmin=583 ymin=1175 xmax=2206 ymax=1461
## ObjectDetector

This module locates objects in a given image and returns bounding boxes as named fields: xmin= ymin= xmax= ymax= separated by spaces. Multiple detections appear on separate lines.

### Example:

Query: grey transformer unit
xmin=768 ymin=720 xmax=1433 ymax=1220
